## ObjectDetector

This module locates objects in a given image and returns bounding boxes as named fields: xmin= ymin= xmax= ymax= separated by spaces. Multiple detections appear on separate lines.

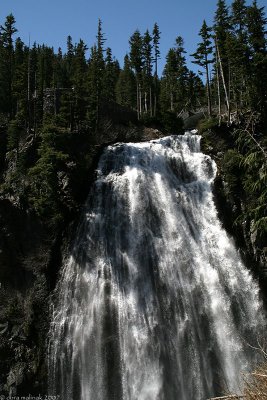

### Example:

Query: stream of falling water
xmin=49 ymin=132 xmax=265 ymax=400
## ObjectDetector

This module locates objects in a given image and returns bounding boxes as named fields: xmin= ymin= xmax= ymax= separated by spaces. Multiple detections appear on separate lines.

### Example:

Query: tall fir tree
xmin=214 ymin=0 xmax=231 ymax=118
xmin=115 ymin=54 xmax=136 ymax=108
xmin=129 ymin=30 xmax=144 ymax=119
xmin=142 ymin=30 xmax=153 ymax=115
xmin=229 ymin=0 xmax=250 ymax=113
xmin=152 ymin=23 xmax=161 ymax=116
xmin=0 ymin=14 xmax=18 ymax=116
xmin=174 ymin=36 xmax=188 ymax=112
xmin=161 ymin=48 xmax=178 ymax=112
xmin=246 ymin=0 xmax=267 ymax=118
xmin=12 ymin=37 xmax=27 ymax=119
xmin=191 ymin=20 xmax=214 ymax=117
xmin=102 ymin=47 xmax=120 ymax=102
xmin=72 ymin=39 xmax=88 ymax=127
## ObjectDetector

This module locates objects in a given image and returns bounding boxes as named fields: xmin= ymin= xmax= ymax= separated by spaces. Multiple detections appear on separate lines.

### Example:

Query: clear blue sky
xmin=0 ymin=0 xmax=266 ymax=75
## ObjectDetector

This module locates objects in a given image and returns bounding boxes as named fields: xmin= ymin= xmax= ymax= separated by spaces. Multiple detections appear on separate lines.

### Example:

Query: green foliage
xmin=191 ymin=20 xmax=213 ymax=116
xmin=0 ymin=14 xmax=18 ymax=115
xmin=221 ymin=125 xmax=267 ymax=236
xmin=7 ymin=118 xmax=24 ymax=152
xmin=116 ymin=55 xmax=136 ymax=108
xmin=197 ymin=117 xmax=219 ymax=133
xmin=152 ymin=23 xmax=161 ymax=74
xmin=222 ymin=149 xmax=244 ymax=195
xmin=27 ymin=125 xmax=68 ymax=223
xmin=159 ymin=111 xmax=183 ymax=133
xmin=192 ymin=20 xmax=214 ymax=69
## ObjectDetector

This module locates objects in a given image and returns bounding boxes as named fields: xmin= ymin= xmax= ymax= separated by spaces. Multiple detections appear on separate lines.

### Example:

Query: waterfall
xmin=48 ymin=132 xmax=265 ymax=400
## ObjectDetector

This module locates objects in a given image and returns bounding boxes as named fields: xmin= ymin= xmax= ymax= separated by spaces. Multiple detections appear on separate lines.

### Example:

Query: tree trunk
xmin=144 ymin=91 xmax=148 ymax=114
xmin=149 ymin=86 xmax=152 ymax=117
xmin=205 ymin=61 xmax=212 ymax=117
xmin=139 ymin=83 xmax=142 ymax=117
xmin=154 ymin=57 xmax=158 ymax=117
xmin=136 ymin=81 xmax=140 ymax=120
xmin=228 ymin=63 xmax=231 ymax=126
xmin=170 ymin=91 xmax=174 ymax=112
xmin=27 ymin=48 xmax=31 ymax=133
xmin=216 ymin=38 xmax=229 ymax=115
xmin=215 ymin=46 xmax=221 ymax=126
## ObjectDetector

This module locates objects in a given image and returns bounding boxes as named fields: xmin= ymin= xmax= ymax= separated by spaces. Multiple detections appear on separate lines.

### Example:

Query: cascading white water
xmin=49 ymin=132 xmax=265 ymax=400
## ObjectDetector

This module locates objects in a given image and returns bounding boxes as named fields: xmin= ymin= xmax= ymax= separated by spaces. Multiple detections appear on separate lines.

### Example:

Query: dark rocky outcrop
xmin=201 ymin=124 xmax=267 ymax=304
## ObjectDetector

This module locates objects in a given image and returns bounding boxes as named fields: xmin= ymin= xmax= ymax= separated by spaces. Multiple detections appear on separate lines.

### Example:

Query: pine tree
xmin=12 ymin=37 xmax=28 ymax=119
xmin=246 ymin=0 xmax=267 ymax=117
xmin=103 ymin=47 xmax=120 ymax=102
xmin=152 ymin=23 xmax=161 ymax=79
xmin=72 ymin=39 xmax=88 ymax=127
xmin=28 ymin=43 xmax=40 ymax=131
xmin=174 ymin=36 xmax=188 ymax=112
xmin=214 ymin=0 xmax=231 ymax=46
xmin=115 ymin=54 xmax=136 ymax=108
xmin=161 ymin=48 xmax=178 ymax=112
xmin=229 ymin=0 xmax=250 ymax=114
xmin=152 ymin=23 xmax=161 ymax=117
xmin=185 ymin=71 xmax=205 ymax=111
xmin=232 ymin=0 xmax=247 ymax=35
xmin=53 ymin=47 xmax=65 ymax=88
xmin=65 ymin=35 xmax=74 ymax=86
xmin=191 ymin=20 xmax=214 ymax=117
xmin=87 ymin=45 xmax=99 ymax=130
xmin=94 ymin=19 xmax=106 ymax=127
xmin=246 ymin=0 xmax=267 ymax=54
xmin=0 ymin=14 xmax=18 ymax=116
xmin=129 ymin=30 xmax=144 ymax=119
xmin=142 ymin=30 xmax=153 ymax=115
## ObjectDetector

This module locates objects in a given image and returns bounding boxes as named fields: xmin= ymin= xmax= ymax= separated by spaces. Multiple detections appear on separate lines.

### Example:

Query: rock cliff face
xmin=201 ymin=126 xmax=267 ymax=301
xmin=0 ymin=200 xmax=49 ymax=395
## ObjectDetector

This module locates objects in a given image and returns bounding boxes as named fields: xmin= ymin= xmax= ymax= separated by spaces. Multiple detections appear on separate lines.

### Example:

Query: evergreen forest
xmin=0 ymin=0 xmax=266 ymax=231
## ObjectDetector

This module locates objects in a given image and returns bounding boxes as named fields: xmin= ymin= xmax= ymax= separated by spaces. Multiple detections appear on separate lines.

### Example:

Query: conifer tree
xmin=246 ymin=0 xmax=267 ymax=117
xmin=142 ymin=30 xmax=153 ymax=115
xmin=0 ymin=14 xmax=17 ymax=116
xmin=94 ymin=19 xmax=106 ymax=127
xmin=103 ymin=47 xmax=120 ymax=102
xmin=129 ymin=30 xmax=144 ymax=119
xmin=152 ymin=23 xmax=161 ymax=116
xmin=161 ymin=48 xmax=178 ymax=112
xmin=214 ymin=0 xmax=231 ymax=119
xmin=229 ymin=0 xmax=250 ymax=114
xmin=191 ymin=20 xmax=214 ymax=117
xmin=174 ymin=36 xmax=188 ymax=111
xmin=232 ymin=0 xmax=247 ymax=35
xmin=246 ymin=0 xmax=267 ymax=54
xmin=65 ymin=35 xmax=74 ymax=86
xmin=115 ymin=54 xmax=136 ymax=108
xmin=87 ymin=45 xmax=99 ymax=130
xmin=72 ymin=39 xmax=88 ymax=126
xmin=12 ymin=37 xmax=27 ymax=119
xmin=185 ymin=71 xmax=205 ymax=111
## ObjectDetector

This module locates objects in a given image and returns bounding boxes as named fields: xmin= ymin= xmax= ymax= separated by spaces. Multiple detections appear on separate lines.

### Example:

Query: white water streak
xmin=49 ymin=132 xmax=265 ymax=400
